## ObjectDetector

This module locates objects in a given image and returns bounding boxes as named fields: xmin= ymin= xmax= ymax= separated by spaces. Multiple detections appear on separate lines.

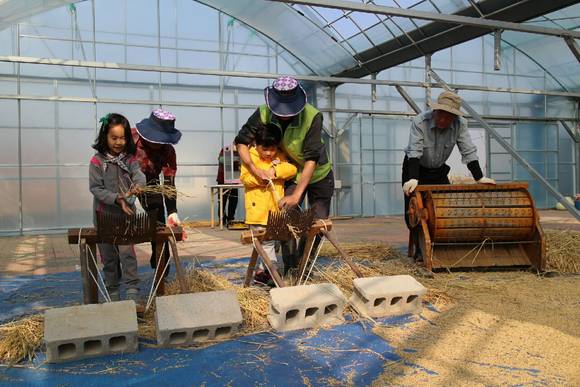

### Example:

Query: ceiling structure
xmin=0 ymin=0 xmax=578 ymax=89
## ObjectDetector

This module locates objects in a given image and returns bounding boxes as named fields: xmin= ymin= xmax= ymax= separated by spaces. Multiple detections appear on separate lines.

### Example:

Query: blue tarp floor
xmin=0 ymin=257 xmax=431 ymax=386
xmin=1 ymin=256 xmax=572 ymax=386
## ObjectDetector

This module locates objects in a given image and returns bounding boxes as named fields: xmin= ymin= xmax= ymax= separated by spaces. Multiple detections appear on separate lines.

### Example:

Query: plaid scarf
xmin=103 ymin=152 xmax=130 ymax=173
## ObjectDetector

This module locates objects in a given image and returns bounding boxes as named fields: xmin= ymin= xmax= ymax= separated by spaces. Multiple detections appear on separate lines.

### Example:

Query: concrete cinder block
xmin=155 ymin=290 xmax=243 ymax=347
xmin=349 ymin=275 xmax=426 ymax=318
xmin=44 ymin=301 xmax=138 ymax=363
xmin=268 ymin=283 xmax=346 ymax=332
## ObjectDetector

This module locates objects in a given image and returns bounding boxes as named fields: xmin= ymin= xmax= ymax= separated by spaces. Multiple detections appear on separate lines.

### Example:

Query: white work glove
xmin=167 ymin=212 xmax=182 ymax=227
xmin=477 ymin=177 xmax=496 ymax=185
xmin=402 ymin=179 xmax=419 ymax=196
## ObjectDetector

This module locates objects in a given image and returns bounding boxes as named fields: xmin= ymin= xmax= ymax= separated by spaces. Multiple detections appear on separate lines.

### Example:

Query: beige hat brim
xmin=430 ymin=103 xmax=464 ymax=117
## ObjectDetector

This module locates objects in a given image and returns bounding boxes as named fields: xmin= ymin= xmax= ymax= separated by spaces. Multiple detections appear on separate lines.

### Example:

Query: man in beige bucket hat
xmin=401 ymin=90 xmax=495 ymax=260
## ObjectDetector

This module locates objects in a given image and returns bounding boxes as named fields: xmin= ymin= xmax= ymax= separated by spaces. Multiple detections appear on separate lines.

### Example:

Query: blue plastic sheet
xmin=0 ymin=257 xmax=430 ymax=386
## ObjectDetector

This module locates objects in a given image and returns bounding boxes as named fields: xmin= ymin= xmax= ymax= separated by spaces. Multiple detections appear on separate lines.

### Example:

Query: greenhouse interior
xmin=0 ymin=0 xmax=578 ymax=385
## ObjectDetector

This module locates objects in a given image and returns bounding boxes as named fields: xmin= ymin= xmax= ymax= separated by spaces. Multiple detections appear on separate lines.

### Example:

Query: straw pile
xmin=0 ymin=314 xmax=44 ymax=364
xmin=312 ymin=240 xmax=456 ymax=311
xmin=318 ymin=241 xmax=404 ymax=262
xmin=138 ymin=268 xmax=270 ymax=341
xmin=545 ymin=229 xmax=580 ymax=273
xmin=4 ymin=233 xmax=575 ymax=364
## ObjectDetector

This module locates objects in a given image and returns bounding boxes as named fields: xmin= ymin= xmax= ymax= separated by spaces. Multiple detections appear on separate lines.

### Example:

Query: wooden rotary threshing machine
xmin=407 ymin=183 xmax=545 ymax=271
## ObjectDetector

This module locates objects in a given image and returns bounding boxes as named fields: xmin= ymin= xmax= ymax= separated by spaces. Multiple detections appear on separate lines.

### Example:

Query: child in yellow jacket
xmin=240 ymin=124 xmax=297 ymax=285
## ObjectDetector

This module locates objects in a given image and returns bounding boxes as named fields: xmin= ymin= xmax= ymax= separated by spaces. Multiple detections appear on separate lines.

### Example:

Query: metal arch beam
xmin=564 ymin=37 xmax=580 ymax=63
xmin=430 ymin=69 xmax=580 ymax=221
xmin=269 ymin=0 xmax=580 ymax=39
xmin=1 ymin=55 xmax=580 ymax=99
xmin=560 ymin=120 xmax=579 ymax=143
xmin=394 ymin=85 xmax=421 ymax=114
xmin=334 ymin=0 xmax=579 ymax=80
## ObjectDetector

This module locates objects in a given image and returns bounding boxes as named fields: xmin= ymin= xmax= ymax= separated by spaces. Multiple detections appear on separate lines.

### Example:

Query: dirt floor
xmin=371 ymin=269 xmax=580 ymax=385
xmin=0 ymin=210 xmax=579 ymax=385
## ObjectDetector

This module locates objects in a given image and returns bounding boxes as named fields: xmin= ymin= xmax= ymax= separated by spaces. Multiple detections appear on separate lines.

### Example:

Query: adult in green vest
xmin=235 ymin=76 xmax=334 ymax=274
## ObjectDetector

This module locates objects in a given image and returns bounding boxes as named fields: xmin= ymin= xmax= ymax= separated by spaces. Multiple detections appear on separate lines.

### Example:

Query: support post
xmin=87 ymin=243 xmax=99 ymax=304
xmin=244 ymin=248 xmax=260 ymax=287
xmin=168 ymin=236 xmax=187 ymax=293
xmin=494 ymin=29 xmax=502 ymax=71
xmin=424 ymin=54 xmax=432 ymax=109
xmin=320 ymin=229 xmax=362 ymax=278
xmin=154 ymin=241 xmax=166 ymax=296
xmin=253 ymin=239 xmax=285 ymax=287
xmin=430 ymin=69 xmax=580 ymax=221
xmin=329 ymin=85 xmax=339 ymax=217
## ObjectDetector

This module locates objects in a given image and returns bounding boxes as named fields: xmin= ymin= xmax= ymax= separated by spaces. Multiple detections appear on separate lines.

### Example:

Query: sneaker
xmin=108 ymin=290 xmax=120 ymax=302
xmin=253 ymin=270 xmax=271 ymax=286
xmin=126 ymin=288 xmax=140 ymax=302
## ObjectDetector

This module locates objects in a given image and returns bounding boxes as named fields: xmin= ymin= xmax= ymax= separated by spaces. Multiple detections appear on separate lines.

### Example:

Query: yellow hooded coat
xmin=240 ymin=147 xmax=297 ymax=225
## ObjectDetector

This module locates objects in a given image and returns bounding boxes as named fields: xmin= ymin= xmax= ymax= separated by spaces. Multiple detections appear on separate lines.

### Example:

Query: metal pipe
xmin=0 ymin=93 xmax=575 ymax=123
xmin=564 ymin=37 xmax=580 ymax=63
xmin=329 ymin=85 xmax=338 ymax=216
xmin=560 ymin=120 xmax=579 ymax=142
xmin=494 ymin=30 xmax=502 ymax=71
xmin=395 ymin=85 xmax=421 ymax=114
xmin=0 ymin=55 xmax=578 ymax=98
xmin=424 ymin=54 xmax=432 ymax=109
xmin=271 ymin=0 xmax=580 ymax=39
xmin=430 ymin=69 xmax=580 ymax=221
xmin=16 ymin=23 xmax=23 ymax=235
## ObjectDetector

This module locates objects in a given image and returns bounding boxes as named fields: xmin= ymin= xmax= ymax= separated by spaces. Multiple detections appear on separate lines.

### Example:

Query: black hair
xmin=92 ymin=113 xmax=136 ymax=155
xmin=254 ymin=123 xmax=282 ymax=147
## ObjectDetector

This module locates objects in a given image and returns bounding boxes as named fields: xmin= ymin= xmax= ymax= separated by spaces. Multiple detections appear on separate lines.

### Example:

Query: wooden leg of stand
xmin=168 ymin=236 xmax=187 ymax=293
xmin=253 ymin=240 xmax=285 ymax=288
xmin=320 ymin=230 xmax=362 ymax=278
xmin=79 ymin=239 xmax=97 ymax=304
xmin=154 ymin=241 xmax=166 ymax=296
xmin=244 ymin=248 xmax=259 ymax=288
xmin=408 ymin=229 xmax=415 ymax=258
xmin=86 ymin=243 xmax=99 ymax=303
xmin=297 ymin=231 xmax=318 ymax=285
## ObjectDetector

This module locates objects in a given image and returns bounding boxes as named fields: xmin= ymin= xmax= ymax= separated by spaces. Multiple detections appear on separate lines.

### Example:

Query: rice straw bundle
xmin=235 ymin=287 xmax=270 ymax=334
xmin=545 ymin=230 xmax=580 ymax=273
xmin=165 ymin=268 xmax=233 ymax=294
xmin=318 ymin=242 xmax=404 ymax=262
xmin=0 ymin=314 xmax=44 ymax=364
xmin=139 ymin=184 xmax=192 ymax=199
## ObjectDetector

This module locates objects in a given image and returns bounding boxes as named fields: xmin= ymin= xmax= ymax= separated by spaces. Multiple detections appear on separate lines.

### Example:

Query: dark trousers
xmin=218 ymin=188 xmax=238 ymax=223
xmin=141 ymin=193 xmax=170 ymax=269
xmin=402 ymin=156 xmax=450 ymax=229
xmin=281 ymin=170 xmax=334 ymax=272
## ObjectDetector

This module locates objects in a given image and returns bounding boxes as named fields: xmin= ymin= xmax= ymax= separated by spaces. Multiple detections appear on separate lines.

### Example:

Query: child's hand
xmin=116 ymin=196 xmax=135 ymax=216
xmin=128 ymin=185 xmax=142 ymax=196
xmin=251 ymin=165 xmax=275 ymax=181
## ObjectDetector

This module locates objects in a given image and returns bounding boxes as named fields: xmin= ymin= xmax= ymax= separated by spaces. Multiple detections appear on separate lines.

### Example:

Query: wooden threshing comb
xmin=96 ymin=209 xmax=158 ymax=244
xmin=264 ymin=207 xmax=316 ymax=241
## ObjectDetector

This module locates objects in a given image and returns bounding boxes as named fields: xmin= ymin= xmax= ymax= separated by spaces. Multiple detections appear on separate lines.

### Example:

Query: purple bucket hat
xmin=264 ymin=76 xmax=307 ymax=117
xmin=136 ymin=109 xmax=182 ymax=145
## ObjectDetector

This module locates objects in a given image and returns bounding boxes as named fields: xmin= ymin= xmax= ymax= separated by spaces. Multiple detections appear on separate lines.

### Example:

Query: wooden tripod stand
xmin=241 ymin=219 xmax=362 ymax=287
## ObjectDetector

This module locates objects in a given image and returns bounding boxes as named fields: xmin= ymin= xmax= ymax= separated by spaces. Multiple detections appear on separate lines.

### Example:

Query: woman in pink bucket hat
xmin=133 ymin=109 xmax=182 ymax=271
